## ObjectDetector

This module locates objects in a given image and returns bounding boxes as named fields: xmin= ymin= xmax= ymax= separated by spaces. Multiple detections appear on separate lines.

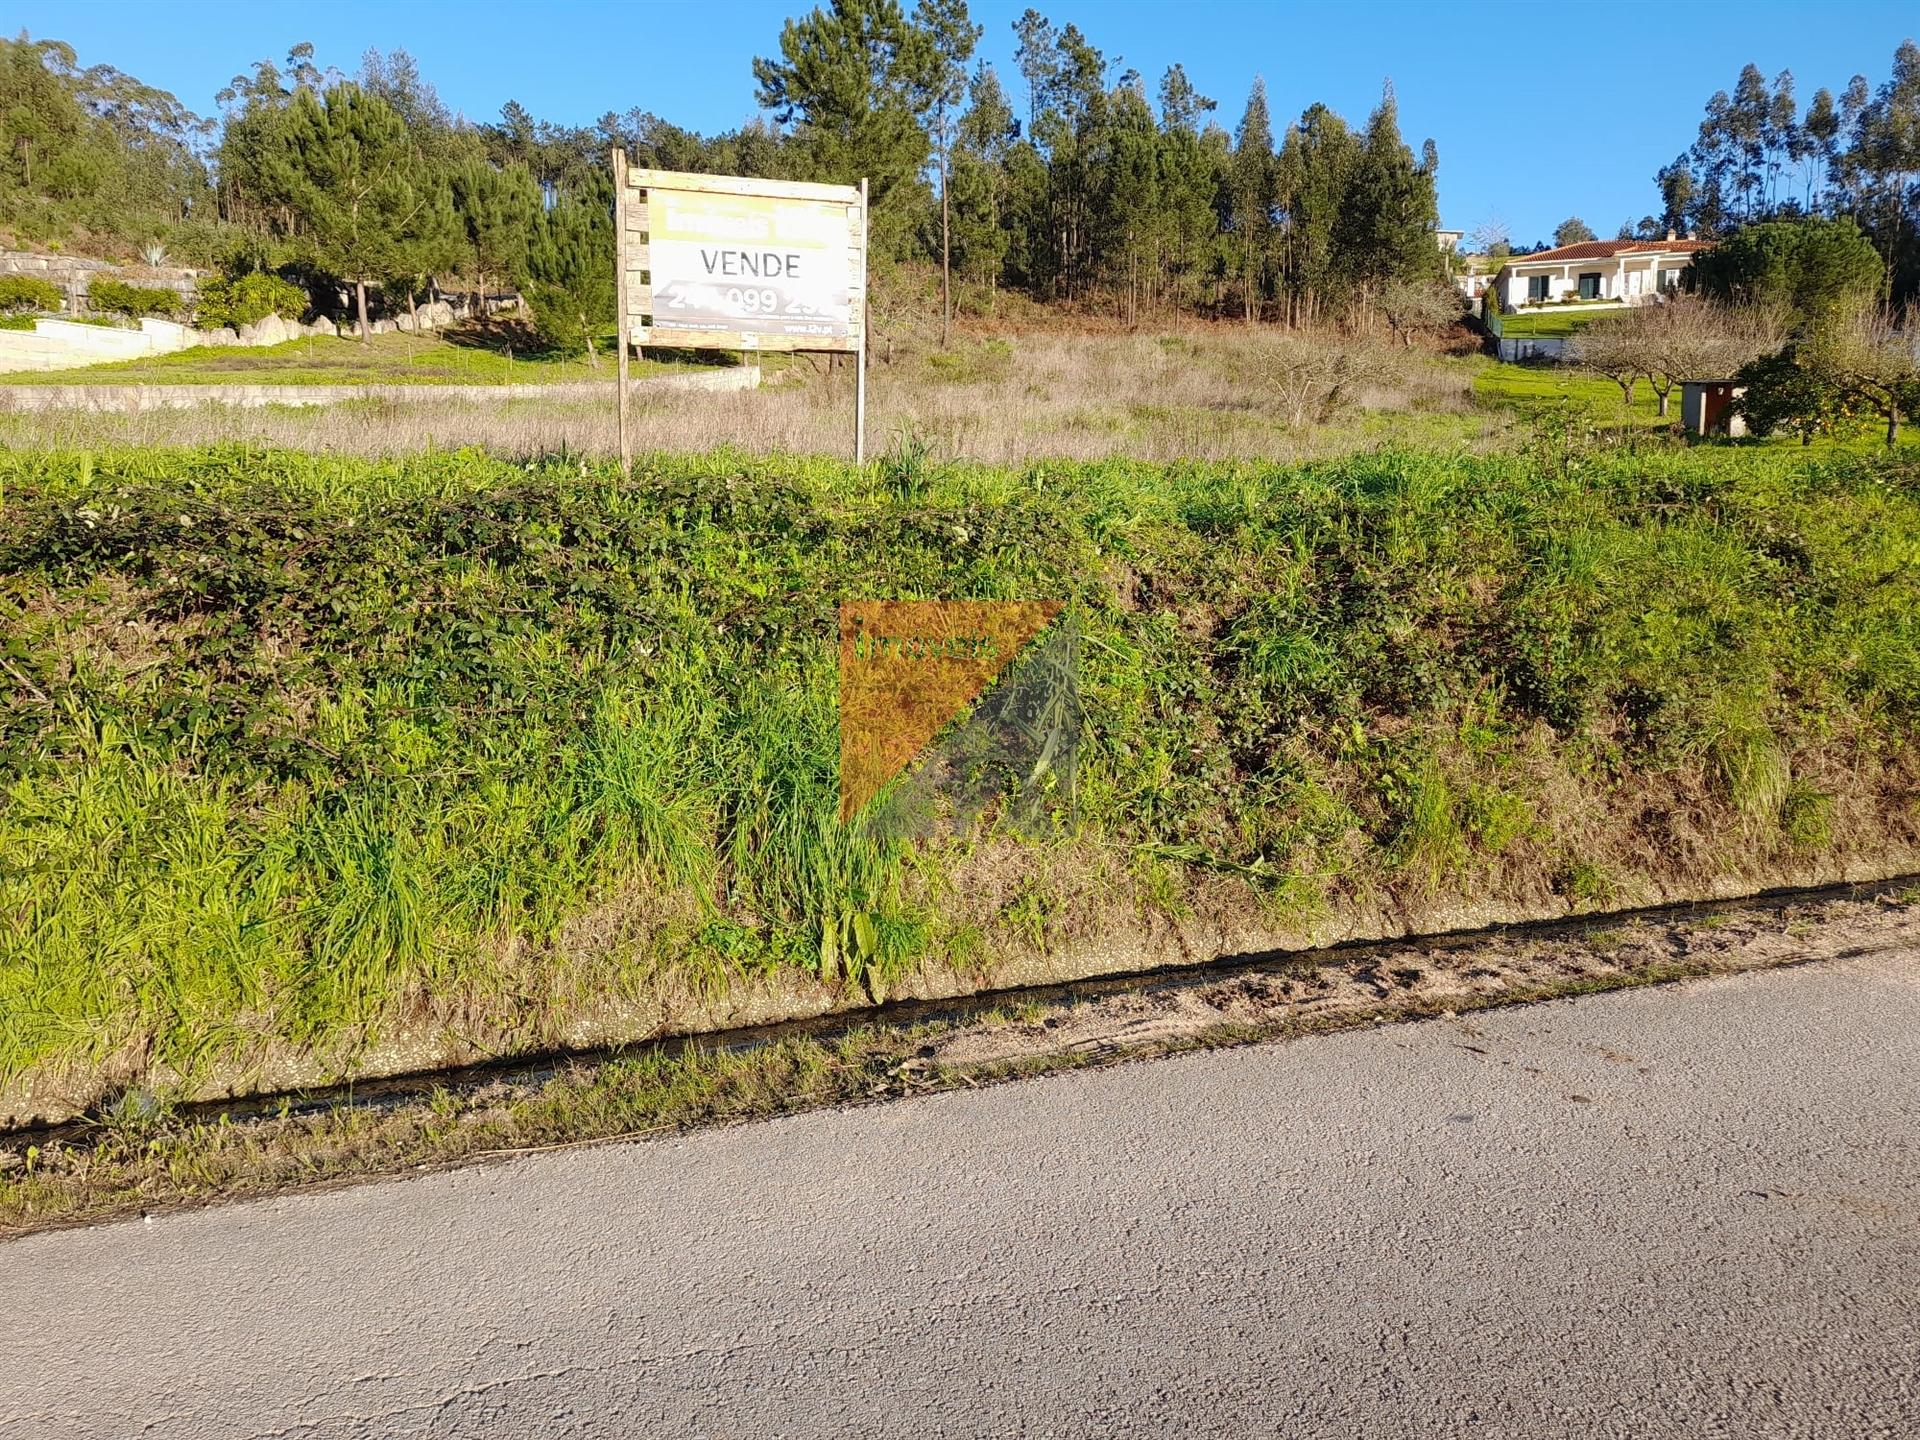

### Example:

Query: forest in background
xmin=0 ymin=2 xmax=1449 ymax=344
xmin=1 ymin=6 xmax=1919 ymax=344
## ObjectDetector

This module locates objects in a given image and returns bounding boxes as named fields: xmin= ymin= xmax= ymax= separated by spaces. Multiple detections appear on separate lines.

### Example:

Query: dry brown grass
xmin=0 ymin=328 xmax=1504 ymax=464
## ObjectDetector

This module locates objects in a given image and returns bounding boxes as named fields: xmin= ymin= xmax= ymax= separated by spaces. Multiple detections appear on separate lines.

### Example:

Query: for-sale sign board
xmin=617 ymin=163 xmax=865 ymax=354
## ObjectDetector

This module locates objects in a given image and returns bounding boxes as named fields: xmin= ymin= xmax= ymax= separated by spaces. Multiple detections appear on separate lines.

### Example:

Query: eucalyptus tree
xmin=913 ymin=0 xmax=981 ymax=344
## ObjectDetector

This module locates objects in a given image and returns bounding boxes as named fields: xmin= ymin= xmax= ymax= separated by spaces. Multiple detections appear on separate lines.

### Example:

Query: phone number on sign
xmin=661 ymin=283 xmax=840 ymax=318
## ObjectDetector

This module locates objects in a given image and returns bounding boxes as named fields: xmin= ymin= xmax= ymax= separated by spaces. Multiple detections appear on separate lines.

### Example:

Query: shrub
xmin=87 ymin=279 xmax=184 ymax=319
xmin=1735 ymin=346 xmax=1855 ymax=444
xmin=0 ymin=276 xmax=64 ymax=314
xmin=194 ymin=272 xmax=310 ymax=330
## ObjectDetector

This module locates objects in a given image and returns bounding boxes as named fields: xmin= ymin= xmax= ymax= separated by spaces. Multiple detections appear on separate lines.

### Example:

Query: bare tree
xmin=1570 ymin=298 xmax=1785 ymax=417
xmin=1566 ymin=321 xmax=1647 ymax=405
xmin=1467 ymin=216 xmax=1510 ymax=257
xmin=1381 ymin=278 xmax=1463 ymax=349
xmin=1810 ymin=304 xmax=1920 ymax=447
xmin=1641 ymin=298 xmax=1786 ymax=418
xmin=1250 ymin=338 xmax=1386 ymax=429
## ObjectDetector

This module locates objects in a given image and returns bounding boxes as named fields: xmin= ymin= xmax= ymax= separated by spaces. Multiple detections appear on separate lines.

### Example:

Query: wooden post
xmin=612 ymin=146 xmax=633 ymax=478
xmin=855 ymin=177 xmax=868 ymax=468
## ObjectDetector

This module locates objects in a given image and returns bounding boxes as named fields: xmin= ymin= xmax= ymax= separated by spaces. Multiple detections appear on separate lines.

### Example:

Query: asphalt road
xmin=5 ymin=952 xmax=1917 ymax=1439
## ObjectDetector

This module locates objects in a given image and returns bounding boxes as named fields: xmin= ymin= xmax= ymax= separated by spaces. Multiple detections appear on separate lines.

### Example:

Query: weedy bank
xmin=2 ymin=440 xmax=1918 ymax=1121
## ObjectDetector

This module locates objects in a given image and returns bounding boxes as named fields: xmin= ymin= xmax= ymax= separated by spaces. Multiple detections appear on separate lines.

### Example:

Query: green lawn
xmin=1494 ymin=306 xmax=1617 ymax=339
xmin=3 ymin=331 xmax=711 ymax=386
xmin=1473 ymin=360 xmax=1920 ymax=454
xmin=1473 ymin=361 xmax=1663 ymax=425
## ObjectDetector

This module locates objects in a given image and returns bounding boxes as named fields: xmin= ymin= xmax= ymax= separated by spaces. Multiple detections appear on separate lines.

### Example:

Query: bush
xmin=1693 ymin=217 xmax=1885 ymax=328
xmin=87 ymin=279 xmax=184 ymax=319
xmin=1735 ymin=346 xmax=1856 ymax=444
xmin=0 ymin=314 xmax=34 ymax=330
xmin=0 ymin=276 xmax=64 ymax=314
xmin=195 ymin=272 xmax=309 ymax=330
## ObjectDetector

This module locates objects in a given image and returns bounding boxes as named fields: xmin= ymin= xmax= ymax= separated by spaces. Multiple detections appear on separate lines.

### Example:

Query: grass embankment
xmin=3 ymin=331 xmax=702 ymax=387
xmin=1494 ymin=306 xmax=1615 ymax=340
xmin=10 ymin=886 xmax=1909 ymax=1234
xmin=3 ymin=441 xmax=1918 ymax=1118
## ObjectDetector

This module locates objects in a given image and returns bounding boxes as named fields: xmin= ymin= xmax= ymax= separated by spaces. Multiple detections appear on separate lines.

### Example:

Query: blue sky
xmin=18 ymin=0 xmax=1918 ymax=245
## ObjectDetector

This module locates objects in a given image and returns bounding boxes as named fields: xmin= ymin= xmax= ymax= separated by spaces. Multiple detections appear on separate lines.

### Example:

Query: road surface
xmin=4 ymin=951 xmax=1917 ymax=1438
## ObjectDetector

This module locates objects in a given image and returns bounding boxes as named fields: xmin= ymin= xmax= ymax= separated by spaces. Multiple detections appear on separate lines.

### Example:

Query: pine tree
xmin=451 ymin=160 xmax=542 ymax=313
xmin=950 ymin=62 xmax=1016 ymax=299
xmin=1279 ymin=103 xmax=1360 ymax=326
xmin=1554 ymin=217 xmax=1596 ymax=247
xmin=753 ymin=0 xmax=939 ymax=260
xmin=1229 ymin=78 xmax=1274 ymax=322
xmin=523 ymin=167 xmax=616 ymax=362
xmin=1105 ymin=73 xmax=1159 ymax=324
xmin=913 ymin=0 xmax=981 ymax=346
xmin=1337 ymin=83 xmax=1440 ymax=317
xmin=1155 ymin=65 xmax=1220 ymax=311
xmin=263 ymin=83 xmax=440 ymax=342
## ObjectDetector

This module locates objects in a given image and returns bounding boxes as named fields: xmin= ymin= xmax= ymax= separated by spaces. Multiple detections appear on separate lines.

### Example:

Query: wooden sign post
xmin=611 ymin=151 xmax=869 ymax=473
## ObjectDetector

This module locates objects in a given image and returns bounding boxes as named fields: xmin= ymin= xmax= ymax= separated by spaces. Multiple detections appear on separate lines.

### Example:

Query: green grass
xmin=1494 ymin=306 xmax=1615 ymax=340
xmin=1474 ymin=361 xmax=1663 ymax=425
xmin=1473 ymin=360 xmax=1920 ymax=453
xmin=2 ymin=439 xmax=1917 ymax=1110
xmin=2 ymin=331 xmax=706 ymax=386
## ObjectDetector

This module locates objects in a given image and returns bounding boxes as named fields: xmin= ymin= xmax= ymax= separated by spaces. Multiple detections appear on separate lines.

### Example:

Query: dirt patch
xmin=928 ymin=888 xmax=1920 ymax=1068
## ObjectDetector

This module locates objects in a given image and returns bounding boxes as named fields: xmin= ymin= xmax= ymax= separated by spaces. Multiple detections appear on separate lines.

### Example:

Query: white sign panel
xmin=619 ymin=167 xmax=865 ymax=354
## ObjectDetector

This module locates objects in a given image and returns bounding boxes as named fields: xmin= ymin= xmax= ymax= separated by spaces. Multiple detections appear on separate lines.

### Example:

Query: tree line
xmin=0 ymin=2 xmax=1453 ymax=352
xmin=1652 ymin=42 xmax=1920 ymax=301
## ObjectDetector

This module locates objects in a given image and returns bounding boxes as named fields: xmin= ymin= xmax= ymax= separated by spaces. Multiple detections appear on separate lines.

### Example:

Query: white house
xmin=1494 ymin=236 xmax=1710 ymax=311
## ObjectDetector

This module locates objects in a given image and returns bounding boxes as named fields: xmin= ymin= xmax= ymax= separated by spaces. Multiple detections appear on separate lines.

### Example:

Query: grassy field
xmin=1 ymin=331 xmax=1506 ymax=465
xmin=1473 ymin=362 xmax=1665 ymax=425
xmin=4 ymin=439 xmax=1917 ymax=1117
xmin=1 ymin=330 xmax=707 ymax=387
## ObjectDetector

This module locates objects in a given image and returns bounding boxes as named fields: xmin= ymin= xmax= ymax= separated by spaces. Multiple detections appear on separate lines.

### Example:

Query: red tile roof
xmin=1503 ymin=238 xmax=1711 ymax=264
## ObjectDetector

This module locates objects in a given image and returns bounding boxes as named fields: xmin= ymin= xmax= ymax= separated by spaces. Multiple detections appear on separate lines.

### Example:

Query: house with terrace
xmin=1494 ymin=236 xmax=1710 ymax=312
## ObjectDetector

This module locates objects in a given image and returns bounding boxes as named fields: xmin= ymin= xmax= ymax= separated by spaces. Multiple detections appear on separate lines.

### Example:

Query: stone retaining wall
xmin=0 ymin=249 xmax=201 ymax=307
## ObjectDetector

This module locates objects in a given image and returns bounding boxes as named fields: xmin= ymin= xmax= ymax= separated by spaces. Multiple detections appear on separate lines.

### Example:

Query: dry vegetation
xmin=0 ymin=329 xmax=1502 ymax=464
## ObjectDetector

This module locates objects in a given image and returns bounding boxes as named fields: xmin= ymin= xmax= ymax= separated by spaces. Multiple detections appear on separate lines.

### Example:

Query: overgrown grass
xmin=2 ymin=439 xmax=1917 ymax=1112
xmin=2 ymin=330 xmax=701 ymax=386
xmin=1 ymin=331 xmax=1486 ymax=465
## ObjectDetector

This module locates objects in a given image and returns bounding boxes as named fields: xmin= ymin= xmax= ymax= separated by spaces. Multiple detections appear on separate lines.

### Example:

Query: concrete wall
xmin=0 ymin=303 xmax=475 ymax=374
xmin=1496 ymin=336 xmax=1567 ymax=362
xmin=0 ymin=367 xmax=762 ymax=413
xmin=0 ymin=315 xmax=223 ymax=373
